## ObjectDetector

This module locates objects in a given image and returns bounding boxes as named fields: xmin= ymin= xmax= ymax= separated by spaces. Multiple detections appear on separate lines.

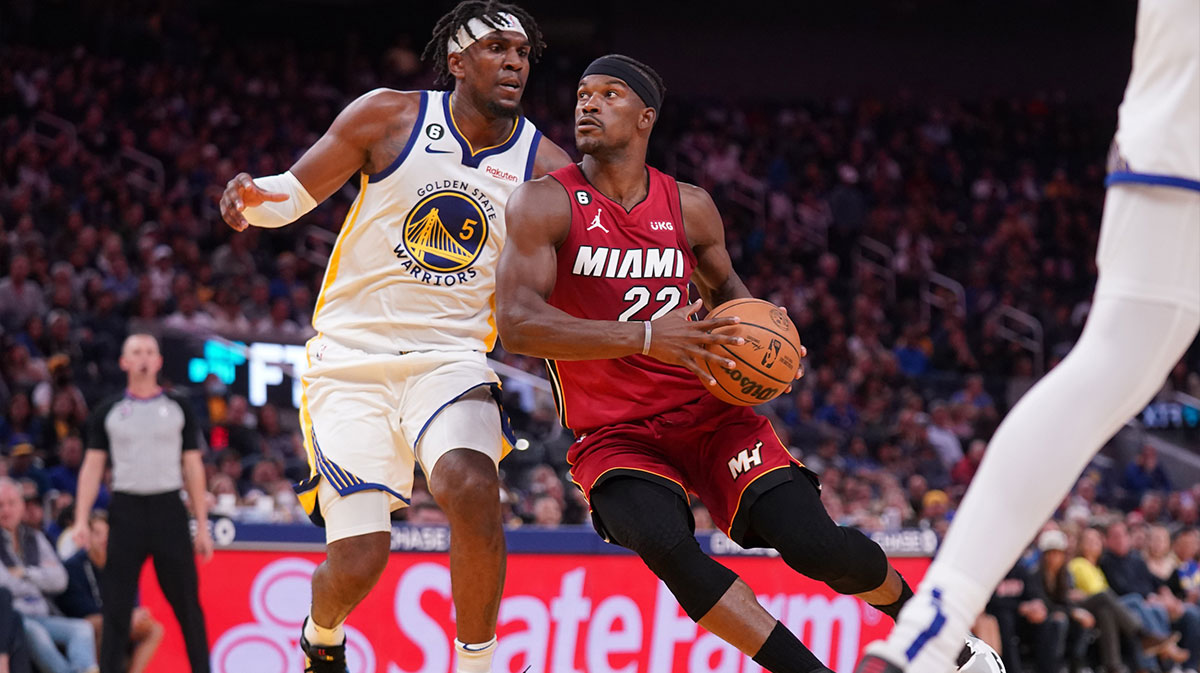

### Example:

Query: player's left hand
xmin=194 ymin=528 xmax=215 ymax=563
xmin=778 ymin=304 xmax=807 ymax=393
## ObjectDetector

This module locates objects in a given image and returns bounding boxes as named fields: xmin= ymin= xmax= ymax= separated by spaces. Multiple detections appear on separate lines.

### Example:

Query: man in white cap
xmin=217 ymin=2 xmax=570 ymax=672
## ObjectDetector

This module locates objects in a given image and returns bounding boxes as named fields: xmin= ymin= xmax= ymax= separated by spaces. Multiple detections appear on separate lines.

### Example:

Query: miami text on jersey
xmin=570 ymin=246 xmax=687 ymax=279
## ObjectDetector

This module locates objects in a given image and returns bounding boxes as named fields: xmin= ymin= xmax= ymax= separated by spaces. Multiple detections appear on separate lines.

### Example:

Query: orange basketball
xmin=701 ymin=298 xmax=803 ymax=406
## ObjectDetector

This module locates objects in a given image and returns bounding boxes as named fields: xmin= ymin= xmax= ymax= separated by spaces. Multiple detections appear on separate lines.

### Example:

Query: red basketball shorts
xmin=567 ymin=394 xmax=809 ymax=545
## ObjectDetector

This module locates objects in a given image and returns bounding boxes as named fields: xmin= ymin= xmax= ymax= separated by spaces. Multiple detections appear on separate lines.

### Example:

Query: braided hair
xmin=421 ymin=1 xmax=546 ymax=86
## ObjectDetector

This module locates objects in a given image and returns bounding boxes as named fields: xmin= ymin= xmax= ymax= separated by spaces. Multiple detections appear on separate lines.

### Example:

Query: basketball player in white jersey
xmin=217 ymin=3 xmax=570 ymax=672
xmin=857 ymin=2 xmax=1200 ymax=672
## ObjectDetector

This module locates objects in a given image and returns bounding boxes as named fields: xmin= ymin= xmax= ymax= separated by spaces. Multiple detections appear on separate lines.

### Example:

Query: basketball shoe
xmin=300 ymin=618 xmax=349 ymax=673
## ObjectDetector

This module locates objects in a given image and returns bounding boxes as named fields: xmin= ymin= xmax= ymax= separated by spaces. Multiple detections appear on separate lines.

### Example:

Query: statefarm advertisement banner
xmin=138 ymin=551 xmax=930 ymax=673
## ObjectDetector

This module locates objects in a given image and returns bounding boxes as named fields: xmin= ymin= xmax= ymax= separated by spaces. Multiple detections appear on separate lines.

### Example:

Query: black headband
xmin=581 ymin=56 xmax=662 ymax=110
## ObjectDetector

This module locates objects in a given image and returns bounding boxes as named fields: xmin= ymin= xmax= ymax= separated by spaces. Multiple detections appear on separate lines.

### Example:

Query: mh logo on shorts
xmin=728 ymin=440 xmax=764 ymax=479
xmin=397 ymin=189 xmax=488 ymax=274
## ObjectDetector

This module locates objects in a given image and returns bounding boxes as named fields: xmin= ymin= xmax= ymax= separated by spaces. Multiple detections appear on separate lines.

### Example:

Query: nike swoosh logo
xmin=425 ymin=144 xmax=453 ymax=154
xmin=462 ymin=643 xmax=493 ymax=652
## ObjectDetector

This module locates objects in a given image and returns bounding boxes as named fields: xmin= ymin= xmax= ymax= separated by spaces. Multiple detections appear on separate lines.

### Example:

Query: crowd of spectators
xmin=979 ymin=519 xmax=1200 ymax=673
xmin=0 ymin=1 xmax=1198 ymax=543
xmin=0 ymin=6 xmax=1197 ymax=670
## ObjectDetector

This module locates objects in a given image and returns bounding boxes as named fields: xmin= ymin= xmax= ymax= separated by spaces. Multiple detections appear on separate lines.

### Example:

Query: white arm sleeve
xmin=242 ymin=171 xmax=319 ymax=228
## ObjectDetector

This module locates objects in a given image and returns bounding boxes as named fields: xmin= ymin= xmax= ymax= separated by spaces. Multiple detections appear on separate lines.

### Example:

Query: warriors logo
xmin=399 ymin=190 xmax=488 ymax=273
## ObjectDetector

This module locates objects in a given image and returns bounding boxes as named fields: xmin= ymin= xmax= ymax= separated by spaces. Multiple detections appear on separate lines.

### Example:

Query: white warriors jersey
xmin=312 ymin=90 xmax=543 ymax=353
xmin=1111 ymin=0 xmax=1199 ymax=183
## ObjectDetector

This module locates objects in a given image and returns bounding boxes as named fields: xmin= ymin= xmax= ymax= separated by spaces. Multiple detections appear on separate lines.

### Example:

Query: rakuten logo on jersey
xmin=486 ymin=165 xmax=520 ymax=182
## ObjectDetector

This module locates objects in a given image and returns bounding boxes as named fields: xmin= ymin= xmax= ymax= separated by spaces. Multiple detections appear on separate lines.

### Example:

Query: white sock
xmin=305 ymin=611 xmax=345 ymax=647
xmin=880 ymin=293 xmax=1199 ymax=670
xmin=455 ymin=636 xmax=497 ymax=673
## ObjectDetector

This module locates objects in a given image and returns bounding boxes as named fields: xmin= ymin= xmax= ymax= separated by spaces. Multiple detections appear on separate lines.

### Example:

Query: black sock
xmin=752 ymin=621 xmax=832 ymax=673
xmin=871 ymin=573 xmax=914 ymax=621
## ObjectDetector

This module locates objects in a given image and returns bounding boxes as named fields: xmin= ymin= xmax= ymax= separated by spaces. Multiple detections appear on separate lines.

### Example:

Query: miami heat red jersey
xmin=546 ymin=163 xmax=711 ymax=435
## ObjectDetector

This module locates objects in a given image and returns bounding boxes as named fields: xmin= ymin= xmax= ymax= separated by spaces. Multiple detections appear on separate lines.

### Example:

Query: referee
xmin=73 ymin=334 xmax=213 ymax=673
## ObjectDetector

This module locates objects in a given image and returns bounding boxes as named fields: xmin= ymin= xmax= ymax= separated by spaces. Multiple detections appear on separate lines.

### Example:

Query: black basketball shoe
xmin=855 ymin=652 xmax=905 ymax=673
xmin=300 ymin=618 xmax=349 ymax=673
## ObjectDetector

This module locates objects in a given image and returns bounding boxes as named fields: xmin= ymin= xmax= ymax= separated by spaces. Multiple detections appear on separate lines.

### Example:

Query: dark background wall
xmin=6 ymin=0 xmax=1137 ymax=101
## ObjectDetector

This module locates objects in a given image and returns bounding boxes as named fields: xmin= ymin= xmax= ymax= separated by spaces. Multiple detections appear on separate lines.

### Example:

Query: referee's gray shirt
xmin=86 ymin=390 xmax=201 ymax=494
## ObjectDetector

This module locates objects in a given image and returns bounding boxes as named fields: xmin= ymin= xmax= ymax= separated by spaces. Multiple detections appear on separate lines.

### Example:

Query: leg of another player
xmin=591 ymin=478 xmax=832 ymax=673
xmin=866 ymin=187 xmax=1200 ymax=673
xmin=428 ymin=449 xmax=506 ymax=671
xmin=309 ymin=531 xmax=391 ymax=637
xmin=746 ymin=476 xmax=912 ymax=619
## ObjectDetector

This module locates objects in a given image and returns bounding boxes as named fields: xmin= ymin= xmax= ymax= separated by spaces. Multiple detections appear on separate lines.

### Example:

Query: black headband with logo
xmin=581 ymin=56 xmax=662 ymax=110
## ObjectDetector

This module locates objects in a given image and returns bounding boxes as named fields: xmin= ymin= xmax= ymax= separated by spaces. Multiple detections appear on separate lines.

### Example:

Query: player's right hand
xmin=219 ymin=172 xmax=289 ymax=232
xmin=646 ymin=300 xmax=744 ymax=386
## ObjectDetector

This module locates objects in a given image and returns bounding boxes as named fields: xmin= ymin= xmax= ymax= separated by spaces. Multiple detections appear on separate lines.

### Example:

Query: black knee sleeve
xmin=746 ymin=472 xmax=889 ymax=595
xmin=591 ymin=477 xmax=738 ymax=621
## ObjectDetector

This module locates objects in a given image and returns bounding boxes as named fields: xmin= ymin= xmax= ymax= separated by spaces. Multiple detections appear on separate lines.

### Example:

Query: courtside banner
xmin=140 ymin=550 xmax=929 ymax=673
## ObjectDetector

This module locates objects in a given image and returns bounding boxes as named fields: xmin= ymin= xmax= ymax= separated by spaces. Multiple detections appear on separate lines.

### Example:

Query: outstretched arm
xmin=496 ymin=178 xmax=742 ymax=383
xmin=219 ymin=89 xmax=421 ymax=231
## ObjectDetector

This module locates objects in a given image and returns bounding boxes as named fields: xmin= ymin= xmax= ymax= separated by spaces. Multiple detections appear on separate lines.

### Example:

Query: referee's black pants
xmin=101 ymin=491 xmax=210 ymax=673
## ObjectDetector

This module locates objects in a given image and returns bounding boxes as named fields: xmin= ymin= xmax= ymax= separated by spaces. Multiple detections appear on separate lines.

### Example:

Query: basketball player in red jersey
xmin=497 ymin=54 xmax=916 ymax=673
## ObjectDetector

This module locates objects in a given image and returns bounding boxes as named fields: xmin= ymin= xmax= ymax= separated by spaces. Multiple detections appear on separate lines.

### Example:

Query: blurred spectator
xmin=1068 ymin=526 xmax=1184 ymax=673
xmin=1173 ymin=529 xmax=1200 ymax=604
xmin=691 ymin=503 xmax=715 ymax=533
xmin=815 ymin=383 xmax=859 ymax=435
xmin=1146 ymin=525 xmax=1179 ymax=584
xmin=987 ymin=560 xmax=1055 ymax=673
xmin=918 ymin=490 xmax=950 ymax=532
xmin=951 ymin=439 xmax=986 ymax=488
xmin=1100 ymin=521 xmax=1199 ymax=672
xmin=6 ymin=445 xmax=47 ymax=499
xmin=47 ymin=440 xmax=104 ymax=516
xmin=1031 ymin=530 xmax=1092 ymax=673
xmin=0 ymin=396 xmax=39 ymax=449
xmin=0 ymin=255 xmax=45 ymax=333
xmin=0 ymin=586 xmax=31 ymax=673
xmin=1122 ymin=445 xmax=1172 ymax=509
xmin=530 ymin=494 xmax=563 ymax=529
xmin=162 ymin=292 xmax=215 ymax=333
xmin=408 ymin=502 xmax=448 ymax=527
xmin=925 ymin=402 xmax=963 ymax=469
xmin=56 ymin=512 xmax=163 ymax=673
xmin=0 ymin=478 xmax=97 ymax=673
xmin=951 ymin=375 xmax=996 ymax=418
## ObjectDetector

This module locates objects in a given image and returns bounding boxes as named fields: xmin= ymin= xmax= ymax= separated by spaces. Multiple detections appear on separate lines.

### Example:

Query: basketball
xmin=701 ymin=298 xmax=804 ymax=406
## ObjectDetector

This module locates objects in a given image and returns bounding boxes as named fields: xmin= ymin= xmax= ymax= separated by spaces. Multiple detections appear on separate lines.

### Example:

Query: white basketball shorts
xmin=293 ymin=334 xmax=514 ymax=543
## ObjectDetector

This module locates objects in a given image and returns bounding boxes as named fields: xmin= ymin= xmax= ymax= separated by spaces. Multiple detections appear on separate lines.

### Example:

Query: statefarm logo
xmin=208 ymin=559 xmax=866 ymax=672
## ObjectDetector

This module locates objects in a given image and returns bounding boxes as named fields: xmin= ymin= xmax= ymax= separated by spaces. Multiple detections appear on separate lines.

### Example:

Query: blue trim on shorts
xmin=1107 ymin=171 xmax=1200 ymax=193
xmin=338 ymin=481 xmax=411 ymax=503
xmin=309 ymin=431 xmax=411 ymax=504
xmin=292 ymin=474 xmax=320 ymax=496
xmin=413 ymin=382 xmax=517 ymax=450
xmin=368 ymin=91 xmax=428 ymax=184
